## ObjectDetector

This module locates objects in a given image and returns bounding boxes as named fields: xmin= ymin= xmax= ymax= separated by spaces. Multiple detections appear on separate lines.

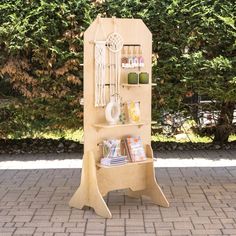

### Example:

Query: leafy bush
xmin=0 ymin=0 xmax=91 ymax=137
xmin=0 ymin=0 xmax=235 ymax=143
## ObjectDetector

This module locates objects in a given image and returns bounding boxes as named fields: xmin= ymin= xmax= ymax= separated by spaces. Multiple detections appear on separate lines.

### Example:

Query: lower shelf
xmin=96 ymin=158 xmax=153 ymax=168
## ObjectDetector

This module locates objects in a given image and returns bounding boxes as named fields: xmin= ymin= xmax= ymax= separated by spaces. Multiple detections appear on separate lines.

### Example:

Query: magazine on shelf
xmin=124 ymin=139 xmax=132 ymax=162
xmin=101 ymin=139 xmax=128 ymax=166
xmin=103 ymin=139 xmax=121 ymax=158
xmin=125 ymin=136 xmax=146 ymax=162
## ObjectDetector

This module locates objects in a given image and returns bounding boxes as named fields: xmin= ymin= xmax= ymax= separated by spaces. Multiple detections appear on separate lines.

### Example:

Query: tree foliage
xmin=146 ymin=0 xmax=236 ymax=142
xmin=0 ymin=0 xmax=235 ymax=142
xmin=0 ymin=0 xmax=92 ymax=136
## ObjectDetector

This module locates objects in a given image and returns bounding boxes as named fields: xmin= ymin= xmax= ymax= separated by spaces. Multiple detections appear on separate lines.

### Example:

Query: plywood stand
xmin=69 ymin=17 xmax=169 ymax=218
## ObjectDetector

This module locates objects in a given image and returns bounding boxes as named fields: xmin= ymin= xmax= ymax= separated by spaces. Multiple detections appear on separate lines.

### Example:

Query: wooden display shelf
xmin=96 ymin=158 xmax=153 ymax=168
xmin=93 ymin=122 xmax=145 ymax=130
xmin=122 ymin=83 xmax=156 ymax=88
xmin=69 ymin=17 xmax=169 ymax=219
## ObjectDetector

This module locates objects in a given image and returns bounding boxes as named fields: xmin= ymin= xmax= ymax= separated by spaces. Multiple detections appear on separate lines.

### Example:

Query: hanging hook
xmin=112 ymin=16 xmax=116 ymax=24
xmin=97 ymin=14 xmax=101 ymax=22
xmin=112 ymin=16 xmax=117 ymax=32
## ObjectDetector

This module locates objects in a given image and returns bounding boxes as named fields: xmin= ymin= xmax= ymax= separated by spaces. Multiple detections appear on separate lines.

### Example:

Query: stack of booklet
xmin=100 ymin=156 xmax=128 ymax=166
xmin=100 ymin=136 xmax=146 ymax=166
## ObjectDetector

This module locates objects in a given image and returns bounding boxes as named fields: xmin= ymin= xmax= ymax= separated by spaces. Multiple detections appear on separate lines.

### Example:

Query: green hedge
xmin=0 ymin=0 xmax=235 ymax=142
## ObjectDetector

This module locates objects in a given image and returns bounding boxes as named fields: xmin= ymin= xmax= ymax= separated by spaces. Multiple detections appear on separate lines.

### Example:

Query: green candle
xmin=128 ymin=72 xmax=138 ymax=84
xmin=139 ymin=72 xmax=149 ymax=84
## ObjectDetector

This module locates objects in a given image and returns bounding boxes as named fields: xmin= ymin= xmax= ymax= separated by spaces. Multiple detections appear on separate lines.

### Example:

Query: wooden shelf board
xmin=96 ymin=158 xmax=153 ymax=168
xmin=93 ymin=122 xmax=145 ymax=129
xmin=122 ymin=83 xmax=156 ymax=88
xmin=122 ymin=83 xmax=147 ymax=87
xmin=122 ymin=83 xmax=142 ymax=87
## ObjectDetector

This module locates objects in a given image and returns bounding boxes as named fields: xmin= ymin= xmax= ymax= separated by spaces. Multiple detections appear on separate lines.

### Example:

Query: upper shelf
xmin=122 ymin=83 xmax=156 ymax=88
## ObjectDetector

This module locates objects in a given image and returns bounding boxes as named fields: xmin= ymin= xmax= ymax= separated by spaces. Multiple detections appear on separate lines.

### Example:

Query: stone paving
xmin=0 ymin=150 xmax=236 ymax=236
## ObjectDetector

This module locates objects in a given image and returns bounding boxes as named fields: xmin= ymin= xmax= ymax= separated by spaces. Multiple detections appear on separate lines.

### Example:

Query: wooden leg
xmin=69 ymin=183 xmax=86 ymax=209
xmin=144 ymin=161 xmax=169 ymax=207
xmin=126 ymin=145 xmax=169 ymax=208
xmin=126 ymin=164 xmax=169 ymax=207
xmin=69 ymin=151 xmax=112 ymax=218
xmin=144 ymin=181 xmax=169 ymax=207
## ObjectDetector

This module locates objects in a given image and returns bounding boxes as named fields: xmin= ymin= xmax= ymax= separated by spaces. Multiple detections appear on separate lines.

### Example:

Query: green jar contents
xmin=139 ymin=72 xmax=149 ymax=84
xmin=128 ymin=72 xmax=138 ymax=84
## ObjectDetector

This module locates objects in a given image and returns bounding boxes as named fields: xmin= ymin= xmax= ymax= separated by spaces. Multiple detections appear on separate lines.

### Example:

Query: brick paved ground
xmin=0 ymin=150 xmax=236 ymax=236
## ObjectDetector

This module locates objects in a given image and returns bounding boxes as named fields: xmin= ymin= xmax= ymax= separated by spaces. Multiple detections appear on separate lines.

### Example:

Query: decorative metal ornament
xmin=106 ymin=32 xmax=124 ymax=53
